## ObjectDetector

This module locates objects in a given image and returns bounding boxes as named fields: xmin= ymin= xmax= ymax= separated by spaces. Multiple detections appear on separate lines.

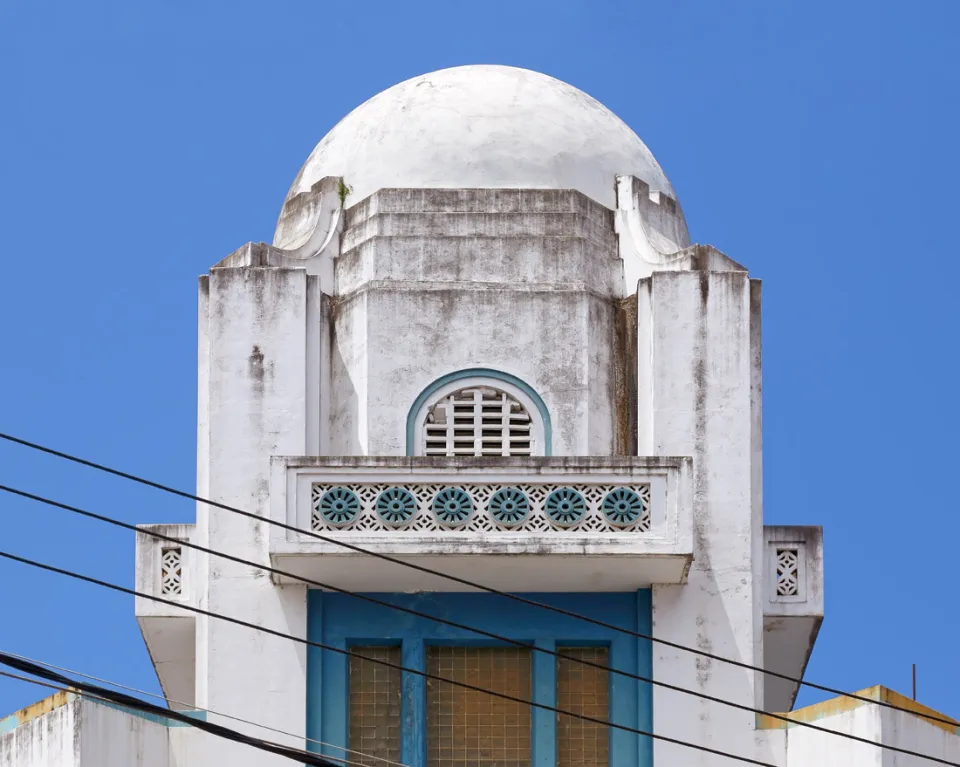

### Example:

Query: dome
xmin=274 ymin=65 xmax=678 ymax=248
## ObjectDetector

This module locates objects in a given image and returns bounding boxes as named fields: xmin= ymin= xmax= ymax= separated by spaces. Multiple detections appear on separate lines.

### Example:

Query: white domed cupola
xmin=273 ymin=65 xmax=689 ymax=258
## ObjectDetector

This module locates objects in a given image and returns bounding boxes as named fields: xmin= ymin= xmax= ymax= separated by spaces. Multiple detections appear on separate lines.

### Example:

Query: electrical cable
xmin=0 ymin=655 xmax=408 ymax=767
xmin=0 ymin=547 xmax=784 ymax=767
xmin=0 ymin=670 xmax=387 ymax=767
xmin=1 ymin=432 xmax=954 ymax=731
xmin=0 ymin=669 xmax=66 ymax=694
xmin=0 ymin=655 xmax=348 ymax=767
xmin=3 ymin=483 xmax=957 ymax=765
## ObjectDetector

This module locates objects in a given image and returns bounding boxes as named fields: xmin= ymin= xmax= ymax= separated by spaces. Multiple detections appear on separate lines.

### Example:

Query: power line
xmin=0 ymin=547 xmax=781 ymax=767
xmin=0 ymin=671 xmax=386 ymax=767
xmin=0 ymin=654 xmax=346 ymax=767
xmin=0 ymin=489 xmax=812 ymax=722
xmin=1 ymin=430 xmax=954 ymax=733
xmin=0 ymin=655 xmax=408 ymax=767
xmin=4 ymin=483 xmax=956 ymax=765
xmin=0 ymin=669 xmax=68 ymax=695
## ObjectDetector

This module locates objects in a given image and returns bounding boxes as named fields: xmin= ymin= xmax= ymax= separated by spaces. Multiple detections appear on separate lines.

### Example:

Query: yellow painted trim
xmin=756 ymin=686 xmax=958 ymax=735
xmin=1 ymin=691 xmax=75 ymax=729
xmin=881 ymin=688 xmax=960 ymax=734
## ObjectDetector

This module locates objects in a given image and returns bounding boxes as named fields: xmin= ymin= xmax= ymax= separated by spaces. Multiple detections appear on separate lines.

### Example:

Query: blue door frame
xmin=307 ymin=591 xmax=653 ymax=767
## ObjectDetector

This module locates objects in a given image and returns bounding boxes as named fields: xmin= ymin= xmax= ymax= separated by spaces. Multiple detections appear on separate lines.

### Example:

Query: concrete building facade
xmin=3 ymin=65 xmax=956 ymax=767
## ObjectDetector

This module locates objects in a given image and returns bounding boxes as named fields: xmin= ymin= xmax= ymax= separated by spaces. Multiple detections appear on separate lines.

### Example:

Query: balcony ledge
xmin=268 ymin=456 xmax=693 ymax=592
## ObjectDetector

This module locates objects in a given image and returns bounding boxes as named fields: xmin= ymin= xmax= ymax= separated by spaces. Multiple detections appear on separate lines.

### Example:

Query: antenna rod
xmin=912 ymin=663 xmax=917 ymax=700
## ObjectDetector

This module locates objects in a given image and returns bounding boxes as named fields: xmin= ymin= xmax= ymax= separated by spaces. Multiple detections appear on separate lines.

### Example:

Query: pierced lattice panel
xmin=160 ymin=547 xmax=182 ymax=596
xmin=310 ymin=482 xmax=652 ymax=534
xmin=775 ymin=548 xmax=799 ymax=597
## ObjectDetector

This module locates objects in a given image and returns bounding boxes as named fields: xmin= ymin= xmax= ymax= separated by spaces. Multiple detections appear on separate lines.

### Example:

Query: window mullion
xmin=532 ymin=639 xmax=557 ymax=767
xmin=400 ymin=639 xmax=426 ymax=767
xmin=473 ymin=388 xmax=483 ymax=456
xmin=445 ymin=395 xmax=455 ymax=457
xmin=501 ymin=391 xmax=510 ymax=456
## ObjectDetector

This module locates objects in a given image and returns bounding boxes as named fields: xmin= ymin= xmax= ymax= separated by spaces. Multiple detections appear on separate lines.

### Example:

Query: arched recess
xmin=406 ymin=368 xmax=552 ymax=457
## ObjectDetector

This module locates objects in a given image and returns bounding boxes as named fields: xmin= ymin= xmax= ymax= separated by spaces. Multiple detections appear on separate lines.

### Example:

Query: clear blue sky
xmin=1 ymin=0 xmax=958 ymax=721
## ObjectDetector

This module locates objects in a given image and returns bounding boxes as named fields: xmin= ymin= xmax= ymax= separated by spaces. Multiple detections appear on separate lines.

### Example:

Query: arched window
xmin=407 ymin=370 xmax=551 ymax=457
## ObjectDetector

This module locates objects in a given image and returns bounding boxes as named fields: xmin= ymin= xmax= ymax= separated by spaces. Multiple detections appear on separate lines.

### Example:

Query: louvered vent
xmin=423 ymin=386 xmax=533 ymax=457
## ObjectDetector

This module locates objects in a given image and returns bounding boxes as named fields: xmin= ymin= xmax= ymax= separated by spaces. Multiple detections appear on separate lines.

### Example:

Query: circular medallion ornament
xmin=488 ymin=487 xmax=530 ymax=527
xmin=432 ymin=487 xmax=474 ymax=527
xmin=318 ymin=487 xmax=360 ymax=527
xmin=544 ymin=488 xmax=586 ymax=527
xmin=375 ymin=487 xmax=417 ymax=526
xmin=601 ymin=487 xmax=644 ymax=527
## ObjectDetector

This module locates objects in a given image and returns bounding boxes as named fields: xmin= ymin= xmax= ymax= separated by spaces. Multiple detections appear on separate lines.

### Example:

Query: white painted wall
xmin=877 ymin=707 xmax=960 ymax=766
xmin=780 ymin=703 xmax=960 ymax=767
xmin=195 ymin=266 xmax=314 ymax=767
xmin=0 ymin=699 xmax=171 ymax=767
xmin=352 ymin=287 xmax=600 ymax=455
xmin=329 ymin=188 xmax=624 ymax=457
xmin=78 ymin=702 xmax=169 ymax=767
xmin=639 ymin=271 xmax=780 ymax=765
xmin=785 ymin=707 xmax=883 ymax=766
xmin=0 ymin=701 xmax=79 ymax=767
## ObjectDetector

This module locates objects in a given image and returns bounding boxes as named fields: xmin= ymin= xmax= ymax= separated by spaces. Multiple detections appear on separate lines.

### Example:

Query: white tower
xmin=134 ymin=65 xmax=824 ymax=767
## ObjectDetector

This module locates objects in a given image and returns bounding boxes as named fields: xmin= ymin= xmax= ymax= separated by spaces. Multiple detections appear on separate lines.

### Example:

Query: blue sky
xmin=1 ymin=0 xmax=958 ymax=722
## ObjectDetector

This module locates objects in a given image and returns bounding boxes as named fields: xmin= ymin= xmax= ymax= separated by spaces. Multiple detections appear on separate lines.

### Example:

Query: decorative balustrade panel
xmin=310 ymin=482 xmax=652 ymax=533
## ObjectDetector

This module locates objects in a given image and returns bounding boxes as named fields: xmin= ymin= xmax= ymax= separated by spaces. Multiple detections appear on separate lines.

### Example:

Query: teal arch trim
xmin=405 ymin=368 xmax=553 ymax=456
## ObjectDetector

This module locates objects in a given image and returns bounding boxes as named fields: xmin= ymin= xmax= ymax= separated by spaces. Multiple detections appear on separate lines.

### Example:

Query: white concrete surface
xmin=193 ymin=266 xmax=311 ymax=766
xmin=877 ymin=705 xmax=960 ymax=766
xmin=763 ymin=526 xmax=825 ymax=712
xmin=783 ymin=705 xmax=883 ymax=766
xmin=639 ymin=270 xmax=778 ymax=765
xmin=134 ymin=520 xmax=198 ymax=708
xmin=615 ymin=174 xmax=691 ymax=288
xmin=0 ymin=698 xmax=171 ymax=767
xmin=776 ymin=693 xmax=960 ymax=767
xmin=0 ymin=698 xmax=79 ymax=767
xmin=328 ymin=188 xmax=628 ymax=455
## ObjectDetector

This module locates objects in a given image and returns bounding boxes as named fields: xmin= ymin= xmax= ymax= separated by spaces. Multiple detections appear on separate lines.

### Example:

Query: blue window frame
xmin=306 ymin=591 xmax=652 ymax=767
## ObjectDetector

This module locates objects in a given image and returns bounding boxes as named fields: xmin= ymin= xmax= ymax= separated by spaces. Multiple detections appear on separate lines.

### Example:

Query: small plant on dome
xmin=337 ymin=177 xmax=352 ymax=207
